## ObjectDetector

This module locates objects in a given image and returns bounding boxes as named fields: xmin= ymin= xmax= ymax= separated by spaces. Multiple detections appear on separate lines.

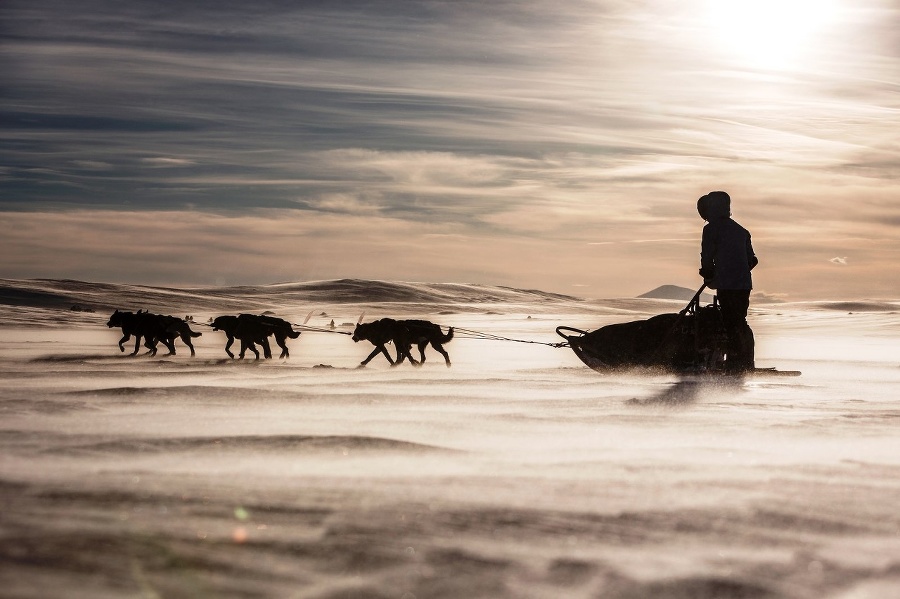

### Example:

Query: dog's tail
xmin=441 ymin=327 xmax=454 ymax=344
xmin=189 ymin=328 xmax=202 ymax=338
xmin=287 ymin=329 xmax=301 ymax=339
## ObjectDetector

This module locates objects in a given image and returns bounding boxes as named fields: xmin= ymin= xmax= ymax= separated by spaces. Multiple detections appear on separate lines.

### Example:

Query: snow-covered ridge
xmin=0 ymin=277 xmax=586 ymax=314
xmin=2 ymin=279 xmax=896 ymax=330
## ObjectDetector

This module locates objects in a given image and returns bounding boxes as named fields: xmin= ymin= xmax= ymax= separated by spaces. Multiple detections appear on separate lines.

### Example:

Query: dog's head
xmin=351 ymin=323 xmax=368 ymax=343
xmin=106 ymin=309 xmax=127 ymax=328
xmin=211 ymin=316 xmax=232 ymax=332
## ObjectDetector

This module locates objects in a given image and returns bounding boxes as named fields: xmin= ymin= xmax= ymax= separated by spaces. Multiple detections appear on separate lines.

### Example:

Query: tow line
xmin=452 ymin=327 xmax=567 ymax=348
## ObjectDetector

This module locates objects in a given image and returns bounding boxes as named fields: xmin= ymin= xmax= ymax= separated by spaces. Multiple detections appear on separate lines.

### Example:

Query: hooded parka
xmin=698 ymin=191 xmax=758 ymax=290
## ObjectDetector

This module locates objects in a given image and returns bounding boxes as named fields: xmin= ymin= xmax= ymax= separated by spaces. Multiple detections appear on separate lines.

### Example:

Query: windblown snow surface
xmin=1 ymin=278 xmax=899 ymax=599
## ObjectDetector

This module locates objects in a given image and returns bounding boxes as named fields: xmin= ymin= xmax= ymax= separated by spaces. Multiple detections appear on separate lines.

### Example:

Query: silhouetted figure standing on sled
xmin=697 ymin=191 xmax=758 ymax=372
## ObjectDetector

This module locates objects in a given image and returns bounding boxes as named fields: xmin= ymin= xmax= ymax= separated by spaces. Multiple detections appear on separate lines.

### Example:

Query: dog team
xmin=106 ymin=310 xmax=454 ymax=367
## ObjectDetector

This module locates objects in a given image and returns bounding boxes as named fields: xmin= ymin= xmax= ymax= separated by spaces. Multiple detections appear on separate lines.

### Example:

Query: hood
xmin=697 ymin=191 xmax=731 ymax=221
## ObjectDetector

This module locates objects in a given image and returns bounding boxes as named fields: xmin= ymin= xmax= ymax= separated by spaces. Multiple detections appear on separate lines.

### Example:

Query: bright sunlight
xmin=705 ymin=0 xmax=842 ymax=70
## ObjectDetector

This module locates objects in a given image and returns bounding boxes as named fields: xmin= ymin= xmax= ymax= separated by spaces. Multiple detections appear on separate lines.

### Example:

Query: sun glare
xmin=705 ymin=0 xmax=841 ymax=70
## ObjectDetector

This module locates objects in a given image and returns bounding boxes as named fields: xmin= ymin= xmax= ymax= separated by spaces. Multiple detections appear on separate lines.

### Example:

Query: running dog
xmin=211 ymin=315 xmax=271 ymax=359
xmin=154 ymin=314 xmax=203 ymax=356
xmin=396 ymin=319 xmax=454 ymax=367
xmin=107 ymin=309 xmax=159 ymax=355
xmin=107 ymin=310 xmax=201 ymax=356
xmin=352 ymin=318 xmax=453 ymax=367
xmin=211 ymin=314 xmax=301 ymax=359
xmin=254 ymin=314 xmax=302 ymax=358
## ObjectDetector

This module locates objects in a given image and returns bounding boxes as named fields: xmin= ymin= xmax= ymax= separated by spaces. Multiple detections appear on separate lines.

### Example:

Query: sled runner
xmin=556 ymin=286 xmax=800 ymax=377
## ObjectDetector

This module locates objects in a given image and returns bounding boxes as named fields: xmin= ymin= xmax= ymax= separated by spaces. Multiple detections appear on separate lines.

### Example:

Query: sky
xmin=1 ymin=0 xmax=899 ymax=300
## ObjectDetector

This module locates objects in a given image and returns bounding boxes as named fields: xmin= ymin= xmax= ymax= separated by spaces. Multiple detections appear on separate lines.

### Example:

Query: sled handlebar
xmin=556 ymin=326 xmax=588 ymax=341
xmin=679 ymin=284 xmax=708 ymax=315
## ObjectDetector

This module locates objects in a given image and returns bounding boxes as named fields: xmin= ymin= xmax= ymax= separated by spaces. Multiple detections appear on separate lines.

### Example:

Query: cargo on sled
xmin=556 ymin=286 xmax=799 ymax=377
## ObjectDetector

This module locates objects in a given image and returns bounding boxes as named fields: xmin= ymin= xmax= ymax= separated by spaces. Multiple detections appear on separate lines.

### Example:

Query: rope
xmin=195 ymin=319 xmax=351 ymax=335
xmin=199 ymin=318 xmax=560 ymax=345
xmin=452 ymin=327 xmax=567 ymax=348
xmin=292 ymin=324 xmax=352 ymax=336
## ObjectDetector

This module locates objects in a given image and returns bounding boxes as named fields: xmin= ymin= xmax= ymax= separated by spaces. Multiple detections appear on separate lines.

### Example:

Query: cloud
xmin=141 ymin=157 xmax=196 ymax=168
xmin=1 ymin=0 xmax=900 ymax=298
xmin=71 ymin=160 xmax=112 ymax=170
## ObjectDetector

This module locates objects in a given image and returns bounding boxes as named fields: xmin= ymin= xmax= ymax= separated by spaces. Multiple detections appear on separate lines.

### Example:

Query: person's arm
xmin=699 ymin=225 xmax=716 ymax=281
xmin=747 ymin=235 xmax=758 ymax=270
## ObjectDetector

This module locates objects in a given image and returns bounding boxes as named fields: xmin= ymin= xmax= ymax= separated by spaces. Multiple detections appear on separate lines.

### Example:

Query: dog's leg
xmin=182 ymin=334 xmax=196 ymax=357
xmin=387 ymin=344 xmax=402 ymax=367
xmin=261 ymin=338 xmax=272 ymax=359
xmin=371 ymin=345 xmax=389 ymax=365
xmin=396 ymin=344 xmax=418 ymax=366
xmin=225 ymin=335 xmax=235 ymax=359
xmin=432 ymin=343 xmax=451 ymax=367
xmin=118 ymin=333 xmax=130 ymax=353
xmin=240 ymin=338 xmax=260 ymax=360
xmin=360 ymin=345 xmax=388 ymax=367
xmin=131 ymin=334 xmax=143 ymax=356
xmin=393 ymin=344 xmax=406 ymax=365
xmin=403 ymin=341 xmax=419 ymax=366
xmin=404 ymin=344 xmax=419 ymax=366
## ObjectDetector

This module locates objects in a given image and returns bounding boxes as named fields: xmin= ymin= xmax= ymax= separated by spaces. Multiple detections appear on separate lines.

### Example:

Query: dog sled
xmin=556 ymin=286 xmax=800 ymax=377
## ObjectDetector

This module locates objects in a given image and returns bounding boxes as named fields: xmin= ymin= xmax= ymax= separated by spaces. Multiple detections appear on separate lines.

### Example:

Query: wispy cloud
xmin=141 ymin=157 xmax=196 ymax=168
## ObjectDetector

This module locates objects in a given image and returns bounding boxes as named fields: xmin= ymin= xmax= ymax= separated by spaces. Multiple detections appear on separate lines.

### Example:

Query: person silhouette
xmin=697 ymin=191 xmax=758 ymax=372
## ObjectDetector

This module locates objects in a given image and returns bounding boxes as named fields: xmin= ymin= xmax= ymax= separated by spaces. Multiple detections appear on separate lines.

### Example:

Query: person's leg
xmin=718 ymin=289 xmax=754 ymax=371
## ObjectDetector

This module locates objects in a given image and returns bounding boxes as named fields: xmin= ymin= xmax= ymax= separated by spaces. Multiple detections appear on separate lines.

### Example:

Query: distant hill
xmin=638 ymin=285 xmax=713 ymax=303
xmin=0 ymin=278 xmax=586 ymax=316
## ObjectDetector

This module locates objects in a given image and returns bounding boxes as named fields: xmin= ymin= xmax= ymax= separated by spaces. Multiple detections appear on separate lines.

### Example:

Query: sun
xmin=705 ymin=0 xmax=841 ymax=70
